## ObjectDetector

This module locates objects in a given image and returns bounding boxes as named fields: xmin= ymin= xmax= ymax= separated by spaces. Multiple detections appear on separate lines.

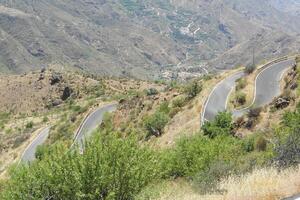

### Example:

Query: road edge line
xmin=18 ymin=126 xmax=50 ymax=165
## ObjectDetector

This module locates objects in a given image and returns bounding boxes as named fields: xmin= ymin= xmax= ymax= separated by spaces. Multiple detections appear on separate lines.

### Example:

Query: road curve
xmin=233 ymin=59 xmax=295 ymax=117
xmin=73 ymin=103 xmax=118 ymax=148
xmin=282 ymin=194 xmax=300 ymax=200
xmin=201 ymin=59 xmax=295 ymax=124
xmin=201 ymin=71 xmax=244 ymax=125
xmin=21 ymin=127 xmax=50 ymax=162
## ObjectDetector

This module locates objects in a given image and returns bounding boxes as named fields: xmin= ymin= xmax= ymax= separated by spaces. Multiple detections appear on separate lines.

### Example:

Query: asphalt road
xmin=282 ymin=194 xmax=300 ymax=200
xmin=21 ymin=126 xmax=50 ymax=162
xmin=73 ymin=103 xmax=118 ymax=148
xmin=202 ymin=59 xmax=294 ymax=123
xmin=233 ymin=59 xmax=295 ymax=117
xmin=201 ymin=71 xmax=244 ymax=124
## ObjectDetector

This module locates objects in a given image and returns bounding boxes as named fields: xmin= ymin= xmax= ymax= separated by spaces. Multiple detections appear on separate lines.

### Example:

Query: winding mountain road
xmin=202 ymin=58 xmax=295 ymax=124
xmin=233 ymin=59 xmax=295 ymax=117
xmin=73 ymin=103 xmax=118 ymax=148
xmin=21 ymin=126 xmax=50 ymax=162
xmin=20 ymin=103 xmax=118 ymax=162
xmin=201 ymin=71 xmax=244 ymax=125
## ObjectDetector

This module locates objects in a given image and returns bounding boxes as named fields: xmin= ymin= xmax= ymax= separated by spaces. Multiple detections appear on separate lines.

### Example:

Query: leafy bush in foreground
xmin=202 ymin=111 xmax=233 ymax=138
xmin=1 ymin=134 xmax=159 ymax=200
xmin=162 ymin=134 xmax=244 ymax=178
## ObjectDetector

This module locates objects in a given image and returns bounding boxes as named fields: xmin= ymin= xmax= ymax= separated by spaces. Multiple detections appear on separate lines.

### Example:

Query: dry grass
xmin=143 ymin=179 xmax=221 ymax=200
xmin=151 ymin=166 xmax=300 ymax=200
xmin=220 ymin=167 xmax=300 ymax=200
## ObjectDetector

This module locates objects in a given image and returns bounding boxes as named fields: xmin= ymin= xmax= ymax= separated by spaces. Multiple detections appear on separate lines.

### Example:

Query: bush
xmin=202 ymin=112 xmax=233 ymax=138
xmin=42 ymin=116 xmax=49 ymax=123
xmin=273 ymin=129 xmax=300 ymax=168
xmin=162 ymin=134 xmax=244 ymax=178
xmin=144 ymin=112 xmax=169 ymax=138
xmin=172 ymin=96 xmax=186 ymax=108
xmin=25 ymin=121 xmax=34 ymax=129
xmin=236 ymin=78 xmax=247 ymax=90
xmin=245 ymin=64 xmax=256 ymax=74
xmin=255 ymin=136 xmax=267 ymax=152
xmin=281 ymin=107 xmax=300 ymax=130
xmin=184 ymin=81 xmax=202 ymax=99
xmin=158 ymin=101 xmax=170 ymax=115
xmin=1 ymin=134 xmax=159 ymax=200
xmin=235 ymin=92 xmax=246 ymax=105
xmin=145 ymin=88 xmax=159 ymax=96
xmin=168 ymin=107 xmax=181 ymax=118
xmin=274 ymin=108 xmax=300 ymax=168
xmin=35 ymin=145 xmax=51 ymax=160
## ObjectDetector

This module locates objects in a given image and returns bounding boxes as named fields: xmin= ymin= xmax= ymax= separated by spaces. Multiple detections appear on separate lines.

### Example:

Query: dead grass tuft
xmin=220 ymin=166 xmax=300 ymax=200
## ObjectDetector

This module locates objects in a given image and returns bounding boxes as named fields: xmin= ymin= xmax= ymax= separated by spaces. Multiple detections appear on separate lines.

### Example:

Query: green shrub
xmin=242 ymin=135 xmax=255 ymax=152
xmin=255 ymin=136 xmax=267 ymax=152
xmin=184 ymin=81 xmax=202 ymax=99
xmin=281 ymin=107 xmax=300 ymax=130
xmin=42 ymin=116 xmax=49 ymax=123
xmin=168 ymin=107 xmax=181 ymax=118
xmin=25 ymin=121 xmax=34 ymax=129
xmin=172 ymin=96 xmax=186 ymax=108
xmin=236 ymin=78 xmax=247 ymax=90
xmin=71 ymin=105 xmax=81 ymax=113
xmin=158 ymin=101 xmax=170 ymax=115
xmin=1 ymin=134 xmax=159 ymax=200
xmin=202 ymin=112 xmax=233 ymax=138
xmin=235 ymin=92 xmax=246 ymax=105
xmin=35 ymin=145 xmax=51 ymax=161
xmin=272 ymin=105 xmax=300 ymax=168
xmin=144 ymin=112 xmax=169 ymax=138
xmin=274 ymin=131 xmax=300 ymax=168
xmin=162 ymin=134 xmax=244 ymax=178
xmin=145 ymin=88 xmax=159 ymax=96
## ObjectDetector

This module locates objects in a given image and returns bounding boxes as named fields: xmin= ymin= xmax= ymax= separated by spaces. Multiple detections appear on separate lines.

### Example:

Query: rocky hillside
xmin=0 ymin=0 xmax=299 ymax=79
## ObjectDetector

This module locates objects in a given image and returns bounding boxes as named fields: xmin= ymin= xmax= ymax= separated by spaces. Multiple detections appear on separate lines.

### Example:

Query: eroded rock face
xmin=61 ymin=86 xmax=73 ymax=101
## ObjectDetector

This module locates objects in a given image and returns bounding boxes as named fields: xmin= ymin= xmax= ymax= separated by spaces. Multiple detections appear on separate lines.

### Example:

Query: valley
xmin=0 ymin=0 xmax=299 ymax=80
xmin=0 ymin=1 xmax=300 ymax=200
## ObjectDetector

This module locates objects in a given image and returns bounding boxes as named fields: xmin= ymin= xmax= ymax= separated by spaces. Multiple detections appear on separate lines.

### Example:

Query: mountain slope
xmin=0 ymin=0 xmax=299 ymax=79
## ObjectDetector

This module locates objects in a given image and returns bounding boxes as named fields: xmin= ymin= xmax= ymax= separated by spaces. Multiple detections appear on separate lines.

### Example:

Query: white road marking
xmin=233 ymin=58 xmax=292 ymax=113
xmin=225 ymin=86 xmax=234 ymax=110
xmin=19 ymin=126 xmax=50 ymax=164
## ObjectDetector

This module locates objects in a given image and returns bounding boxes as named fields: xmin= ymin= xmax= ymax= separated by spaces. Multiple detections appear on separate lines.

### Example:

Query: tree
xmin=245 ymin=64 xmax=256 ymax=74
xmin=144 ymin=112 xmax=169 ymax=137
xmin=185 ymin=81 xmax=202 ymax=99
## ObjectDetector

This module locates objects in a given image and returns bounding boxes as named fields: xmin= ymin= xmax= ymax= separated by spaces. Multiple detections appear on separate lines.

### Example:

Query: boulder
xmin=61 ymin=86 xmax=73 ymax=101
xmin=50 ymin=73 xmax=62 ymax=85
xmin=274 ymin=97 xmax=290 ymax=109
xmin=51 ymin=99 xmax=63 ymax=107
